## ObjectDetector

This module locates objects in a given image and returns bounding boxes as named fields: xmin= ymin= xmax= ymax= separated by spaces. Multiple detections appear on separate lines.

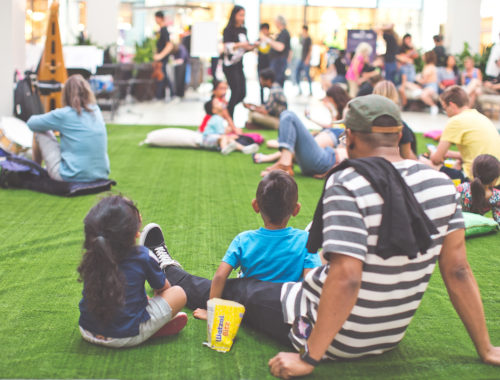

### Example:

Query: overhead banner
xmin=346 ymin=29 xmax=377 ymax=60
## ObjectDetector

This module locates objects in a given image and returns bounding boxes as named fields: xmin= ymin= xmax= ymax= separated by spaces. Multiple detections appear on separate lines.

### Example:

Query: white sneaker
xmin=221 ymin=141 xmax=237 ymax=155
xmin=140 ymin=223 xmax=182 ymax=270
xmin=241 ymin=143 xmax=259 ymax=155
xmin=430 ymin=105 xmax=439 ymax=115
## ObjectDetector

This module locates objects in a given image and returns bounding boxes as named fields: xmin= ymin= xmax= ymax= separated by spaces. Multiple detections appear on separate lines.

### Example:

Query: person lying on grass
xmin=143 ymin=95 xmax=500 ymax=378
xmin=77 ymin=196 xmax=187 ymax=348
xmin=202 ymin=97 xmax=259 ymax=155
xmin=141 ymin=170 xmax=322 ymax=321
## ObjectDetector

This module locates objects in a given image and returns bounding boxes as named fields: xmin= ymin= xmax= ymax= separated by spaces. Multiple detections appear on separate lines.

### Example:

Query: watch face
xmin=292 ymin=315 xmax=313 ymax=340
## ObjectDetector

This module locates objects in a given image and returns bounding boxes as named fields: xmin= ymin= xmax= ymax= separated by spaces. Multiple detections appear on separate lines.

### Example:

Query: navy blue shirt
xmin=79 ymin=246 xmax=166 ymax=338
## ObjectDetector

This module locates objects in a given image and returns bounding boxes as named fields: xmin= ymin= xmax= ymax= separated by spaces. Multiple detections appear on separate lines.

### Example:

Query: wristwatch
xmin=299 ymin=342 xmax=321 ymax=366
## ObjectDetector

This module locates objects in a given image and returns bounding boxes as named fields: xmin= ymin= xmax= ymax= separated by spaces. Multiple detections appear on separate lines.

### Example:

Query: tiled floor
xmin=111 ymin=79 xmax=500 ymax=134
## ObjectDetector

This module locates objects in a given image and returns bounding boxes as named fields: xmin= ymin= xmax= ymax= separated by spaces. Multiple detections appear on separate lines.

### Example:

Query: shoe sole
xmin=139 ymin=222 xmax=163 ymax=247
xmin=158 ymin=312 xmax=188 ymax=336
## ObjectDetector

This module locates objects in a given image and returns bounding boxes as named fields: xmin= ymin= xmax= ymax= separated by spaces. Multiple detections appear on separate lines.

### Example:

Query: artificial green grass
xmin=0 ymin=125 xmax=499 ymax=379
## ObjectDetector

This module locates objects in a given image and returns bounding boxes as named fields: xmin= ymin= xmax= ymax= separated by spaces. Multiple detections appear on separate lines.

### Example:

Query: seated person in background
xmin=428 ymin=86 xmax=500 ymax=184
xmin=199 ymin=81 xmax=240 ymax=134
xmin=244 ymin=68 xmax=288 ymax=130
xmin=483 ymin=58 xmax=500 ymax=94
xmin=404 ymin=51 xmax=440 ymax=115
xmin=461 ymin=56 xmax=482 ymax=107
xmin=457 ymin=154 xmax=500 ymax=224
xmin=27 ymin=74 xmax=110 ymax=182
xmin=202 ymin=97 xmax=258 ymax=155
xmin=372 ymin=80 xmax=417 ymax=160
xmin=162 ymin=171 xmax=320 ymax=320
xmin=437 ymin=55 xmax=459 ymax=94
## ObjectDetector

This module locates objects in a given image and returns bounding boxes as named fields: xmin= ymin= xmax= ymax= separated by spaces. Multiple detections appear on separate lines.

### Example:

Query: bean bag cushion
xmin=141 ymin=128 xmax=202 ymax=148
xmin=463 ymin=212 xmax=499 ymax=238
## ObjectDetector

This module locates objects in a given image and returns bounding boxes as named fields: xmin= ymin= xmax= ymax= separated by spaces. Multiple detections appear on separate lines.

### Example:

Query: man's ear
xmin=251 ymin=199 xmax=260 ymax=213
xmin=292 ymin=202 xmax=301 ymax=217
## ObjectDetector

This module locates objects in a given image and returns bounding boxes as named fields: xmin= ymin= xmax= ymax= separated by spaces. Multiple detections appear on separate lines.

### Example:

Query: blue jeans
xmin=295 ymin=60 xmax=312 ymax=94
xmin=384 ymin=61 xmax=398 ymax=84
xmin=270 ymin=56 xmax=288 ymax=87
xmin=278 ymin=111 xmax=336 ymax=175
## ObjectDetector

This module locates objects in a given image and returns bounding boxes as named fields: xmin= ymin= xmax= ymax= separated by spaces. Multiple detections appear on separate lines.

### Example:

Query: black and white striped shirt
xmin=281 ymin=160 xmax=464 ymax=359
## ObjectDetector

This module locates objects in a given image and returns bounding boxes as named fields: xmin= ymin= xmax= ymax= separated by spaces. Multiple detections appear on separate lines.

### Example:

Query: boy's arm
xmin=209 ymin=262 xmax=233 ymax=299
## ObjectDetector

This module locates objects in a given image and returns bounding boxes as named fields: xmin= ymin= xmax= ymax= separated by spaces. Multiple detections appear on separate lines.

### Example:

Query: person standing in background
xmin=380 ymin=24 xmax=399 ymax=84
xmin=154 ymin=11 xmax=174 ymax=100
xmin=295 ymin=25 xmax=313 ymax=96
xmin=265 ymin=15 xmax=291 ymax=88
xmin=257 ymin=23 xmax=272 ymax=104
xmin=433 ymin=35 xmax=447 ymax=68
xmin=222 ymin=5 xmax=254 ymax=119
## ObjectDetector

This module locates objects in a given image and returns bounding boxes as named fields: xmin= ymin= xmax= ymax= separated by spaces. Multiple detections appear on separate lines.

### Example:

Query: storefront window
xmin=25 ymin=0 xmax=49 ymax=44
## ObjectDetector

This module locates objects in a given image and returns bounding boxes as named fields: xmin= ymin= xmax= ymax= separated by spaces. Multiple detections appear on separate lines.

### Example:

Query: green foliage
xmin=134 ymin=37 xmax=156 ymax=64
xmin=454 ymin=41 xmax=493 ymax=76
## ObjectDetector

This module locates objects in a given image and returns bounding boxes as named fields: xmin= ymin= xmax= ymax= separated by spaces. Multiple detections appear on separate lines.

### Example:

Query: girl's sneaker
xmin=152 ymin=312 xmax=188 ymax=338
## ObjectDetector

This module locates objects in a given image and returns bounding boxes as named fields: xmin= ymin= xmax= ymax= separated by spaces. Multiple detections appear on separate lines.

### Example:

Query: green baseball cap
xmin=341 ymin=94 xmax=403 ymax=133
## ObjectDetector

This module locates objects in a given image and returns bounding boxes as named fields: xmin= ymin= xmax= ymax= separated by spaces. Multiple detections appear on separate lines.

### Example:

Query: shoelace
xmin=153 ymin=245 xmax=171 ymax=263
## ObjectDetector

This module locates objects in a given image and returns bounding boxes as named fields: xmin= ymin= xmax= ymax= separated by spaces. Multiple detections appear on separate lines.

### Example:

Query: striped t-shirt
xmin=281 ymin=160 xmax=464 ymax=360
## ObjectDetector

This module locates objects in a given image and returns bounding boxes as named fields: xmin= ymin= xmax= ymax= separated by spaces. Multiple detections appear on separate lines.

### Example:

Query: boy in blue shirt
xmin=140 ymin=170 xmax=322 ymax=319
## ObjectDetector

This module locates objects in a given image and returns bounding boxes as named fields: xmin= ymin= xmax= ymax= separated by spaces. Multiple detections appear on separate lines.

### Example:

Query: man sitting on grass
xmin=144 ymin=95 xmax=500 ymax=378
xmin=244 ymin=68 xmax=288 ymax=130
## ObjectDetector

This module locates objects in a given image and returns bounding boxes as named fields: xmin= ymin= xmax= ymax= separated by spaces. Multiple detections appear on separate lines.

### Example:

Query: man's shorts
xmin=79 ymin=295 xmax=173 ymax=348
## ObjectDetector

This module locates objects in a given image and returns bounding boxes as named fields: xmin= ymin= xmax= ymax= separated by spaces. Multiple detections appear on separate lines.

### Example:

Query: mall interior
xmin=1 ymin=0 xmax=500 ymax=125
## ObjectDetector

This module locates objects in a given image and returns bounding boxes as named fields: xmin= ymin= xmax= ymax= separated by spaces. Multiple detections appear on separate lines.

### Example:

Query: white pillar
xmin=86 ymin=0 xmax=119 ymax=47
xmin=420 ymin=0 xmax=447 ymax=51
xmin=0 ymin=0 xmax=25 ymax=117
xmin=445 ymin=0 xmax=481 ymax=54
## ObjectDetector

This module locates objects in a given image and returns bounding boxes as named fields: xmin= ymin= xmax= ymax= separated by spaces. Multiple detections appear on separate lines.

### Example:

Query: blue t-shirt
xmin=79 ymin=246 xmax=166 ymax=338
xmin=27 ymin=105 xmax=110 ymax=182
xmin=203 ymin=114 xmax=225 ymax=137
xmin=222 ymin=227 xmax=321 ymax=283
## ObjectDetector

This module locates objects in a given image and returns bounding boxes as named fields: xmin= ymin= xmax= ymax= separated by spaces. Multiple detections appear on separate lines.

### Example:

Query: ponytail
xmin=469 ymin=177 xmax=486 ymax=214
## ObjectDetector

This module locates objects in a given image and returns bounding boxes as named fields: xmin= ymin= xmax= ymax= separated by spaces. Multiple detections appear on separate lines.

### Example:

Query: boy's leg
xmin=165 ymin=265 xmax=292 ymax=347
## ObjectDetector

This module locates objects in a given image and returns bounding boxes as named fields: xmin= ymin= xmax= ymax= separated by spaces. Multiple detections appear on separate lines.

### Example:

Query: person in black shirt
xmin=222 ymin=5 xmax=254 ymax=119
xmin=263 ymin=15 xmax=291 ymax=88
xmin=433 ymin=35 xmax=447 ymax=67
xmin=380 ymin=24 xmax=399 ymax=84
xmin=154 ymin=11 xmax=174 ymax=100
xmin=257 ymin=23 xmax=272 ymax=103
xmin=295 ymin=25 xmax=313 ymax=96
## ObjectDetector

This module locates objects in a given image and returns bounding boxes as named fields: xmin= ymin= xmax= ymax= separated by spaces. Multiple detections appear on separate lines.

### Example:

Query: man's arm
xmin=154 ymin=41 xmax=173 ymax=61
xmin=439 ymin=229 xmax=500 ymax=365
xmin=430 ymin=139 xmax=452 ymax=165
xmin=268 ymin=254 xmax=363 ymax=378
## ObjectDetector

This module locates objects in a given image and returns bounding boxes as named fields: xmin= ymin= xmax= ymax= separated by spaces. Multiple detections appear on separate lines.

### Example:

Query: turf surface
xmin=0 ymin=125 xmax=499 ymax=379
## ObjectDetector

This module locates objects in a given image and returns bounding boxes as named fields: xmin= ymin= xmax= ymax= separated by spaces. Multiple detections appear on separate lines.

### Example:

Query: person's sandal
xmin=260 ymin=163 xmax=294 ymax=177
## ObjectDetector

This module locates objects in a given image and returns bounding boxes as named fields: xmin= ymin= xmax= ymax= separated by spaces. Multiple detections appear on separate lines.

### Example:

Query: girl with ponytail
xmin=456 ymin=154 xmax=500 ymax=224
xmin=77 ymin=196 xmax=187 ymax=348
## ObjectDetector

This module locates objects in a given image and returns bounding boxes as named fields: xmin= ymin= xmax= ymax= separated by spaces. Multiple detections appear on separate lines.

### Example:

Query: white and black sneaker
xmin=139 ymin=223 xmax=182 ymax=270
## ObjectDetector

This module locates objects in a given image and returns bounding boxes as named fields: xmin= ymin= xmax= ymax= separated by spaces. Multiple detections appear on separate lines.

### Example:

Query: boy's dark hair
xmin=433 ymin=34 xmax=442 ymax=43
xmin=256 ymin=171 xmax=298 ymax=224
xmin=204 ymin=96 xmax=214 ymax=115
xmin=259 ymin=67 xmax=275 ymax=83
xmin=260 ymin=23 xmax=270 ymax=31
xmin=303 ymin=25 xmax=308 ymax=31
xmin=155 ymin=10 xmax=164 ymax=19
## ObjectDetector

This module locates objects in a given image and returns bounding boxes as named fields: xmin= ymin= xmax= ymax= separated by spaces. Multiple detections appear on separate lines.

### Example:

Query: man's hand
xmin=268 ymin=352 xmax=314 ymax=379
xmin=481 ymin=346 xmax=500 ymax=366
xmin=193 ymin=308 xmax=208 ymax=320
xmin=153 ymin=53 xmax=162 ymax=61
